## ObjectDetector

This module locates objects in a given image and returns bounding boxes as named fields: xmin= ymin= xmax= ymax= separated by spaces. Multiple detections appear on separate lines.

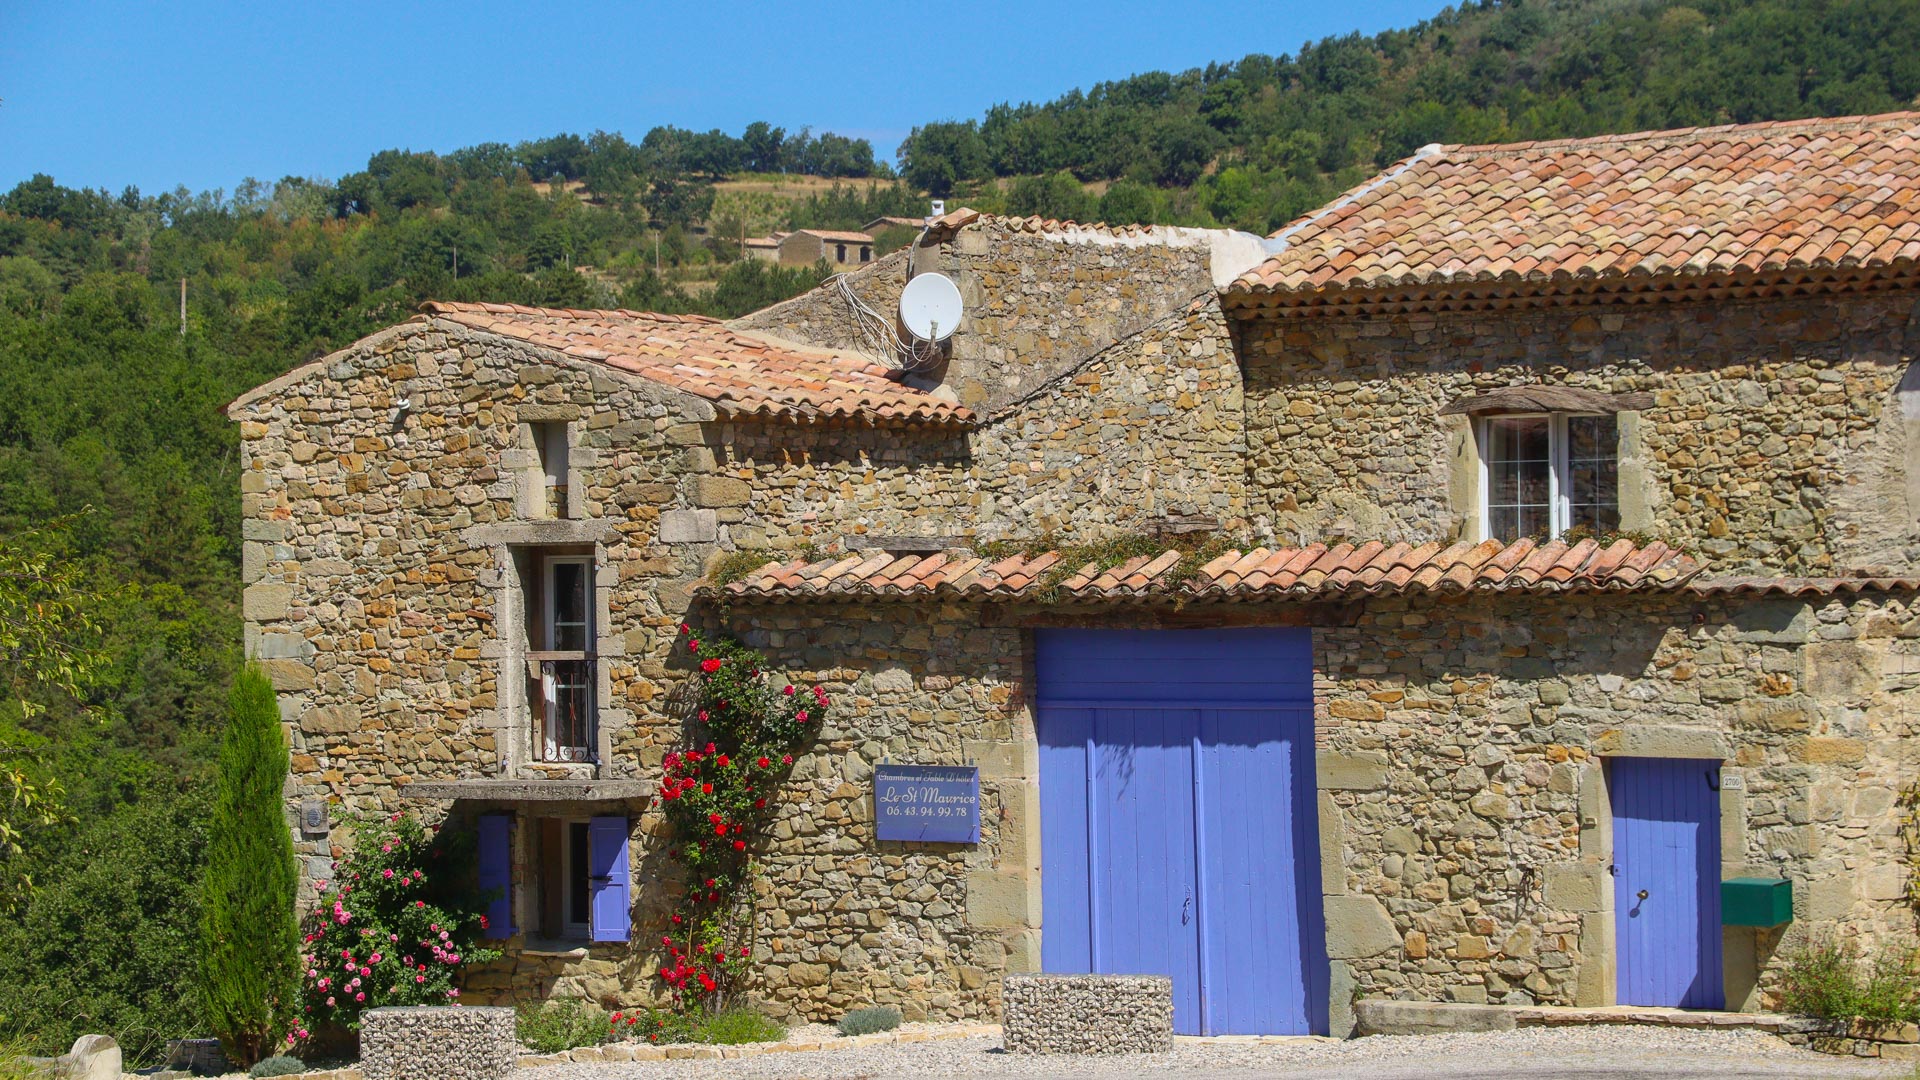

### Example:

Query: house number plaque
xmin=874 ymin=765 xmax=980 ymax=844
xmin=300 ymin=798 xmax=329 ymax=836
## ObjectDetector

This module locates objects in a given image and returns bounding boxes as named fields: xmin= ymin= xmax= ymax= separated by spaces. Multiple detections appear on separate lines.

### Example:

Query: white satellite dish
xmin=899 ymin=273 xmax=963 ymax=342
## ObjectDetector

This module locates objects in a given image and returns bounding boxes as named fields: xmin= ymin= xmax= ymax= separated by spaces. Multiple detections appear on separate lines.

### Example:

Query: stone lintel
xmin=399 ymin=779 xmax=650 ymax=803
xmin=1592 ymin=725 xmax=1730 ymax=760
xmin=465 ymin=519 xmax=619 ymax=547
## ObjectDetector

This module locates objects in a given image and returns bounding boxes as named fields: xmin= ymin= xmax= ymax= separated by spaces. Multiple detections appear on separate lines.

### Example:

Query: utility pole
xmin=179 ymin=278 xmax=187 ymax=336
xmin=452 ymin=244 xmax=459 ymax=280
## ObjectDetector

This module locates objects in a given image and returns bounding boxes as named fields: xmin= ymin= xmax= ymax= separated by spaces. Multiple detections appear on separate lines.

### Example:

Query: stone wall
xmin=360 ymin=1006 xmax=517 ymax=1080
xmin=734 ymin=218 xmax=1222 ymax=413
xmin=1311 ymin=588 xmax=1920 ymax=1024
xmin=716 ymin=601 xmax=1034 ymax=1021
xmin=709 ymin=294 xmax=1247 ymax=549
xmin=1001 ymin=974 xmax=1175 ymax=1053
xmin=1239 ymin=290 xmax=1920 ymax=575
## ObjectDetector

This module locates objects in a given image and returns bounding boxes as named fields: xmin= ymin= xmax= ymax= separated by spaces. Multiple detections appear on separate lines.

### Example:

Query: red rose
xmin=717 ymin=755 xmax=729 ymax=767
xmin=702 ymin=783 xmax=713 ymax=794
xmin=732 ymin=840 xmax=746 ymax=851
xmin=756 ymin=756 xmax=770 ymax=769
xmin=700 ymin=658 xmax=723 ymax=674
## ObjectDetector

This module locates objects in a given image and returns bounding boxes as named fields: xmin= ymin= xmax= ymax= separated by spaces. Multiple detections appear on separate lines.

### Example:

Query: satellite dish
xmin=899 ymin=273 xmax=963 ymax=342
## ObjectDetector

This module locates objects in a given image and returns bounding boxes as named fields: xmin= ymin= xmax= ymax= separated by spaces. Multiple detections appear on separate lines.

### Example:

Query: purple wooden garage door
xmin=1035 ymin=629 xmax=1328 ymax=1035
xmin=1611 ymin=757 xmax=1723 ymax=1009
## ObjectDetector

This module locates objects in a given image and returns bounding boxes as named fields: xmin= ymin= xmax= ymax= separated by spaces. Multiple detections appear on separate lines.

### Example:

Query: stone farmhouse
xmin=229 ymin=111 xmax=1920 ymax=1037
xmin=777 ymin=228 xmax=875 ymax=267
xmin=741 ymin=233 xmax=783 ymax=263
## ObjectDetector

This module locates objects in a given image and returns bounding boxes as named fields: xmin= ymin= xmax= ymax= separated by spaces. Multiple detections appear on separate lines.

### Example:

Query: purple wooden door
xmin=1611 ymin=757 xmax=1722 ymax=1008
xmin=1037 ymin=629 xmax=1327 ymax=1035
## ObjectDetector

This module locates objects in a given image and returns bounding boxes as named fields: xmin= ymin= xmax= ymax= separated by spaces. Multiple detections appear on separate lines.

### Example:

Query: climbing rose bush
xmin=294 ymin=811 xmax=500 ymax=1040
xmin=656 ymin=628 xmax=828 ymax=1008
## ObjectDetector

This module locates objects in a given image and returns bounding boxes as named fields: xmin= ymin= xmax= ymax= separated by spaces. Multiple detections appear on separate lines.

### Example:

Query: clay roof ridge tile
xmin=1056 ymin=560 xmax=1103 ymax=593
xmin=1381 ymin=540 xmax=1443 ymax=590
xmin=1409 ymin=540 xmax=1482 ymax=591
xmin=1579 ymin=538 xmax=1639 ymax=584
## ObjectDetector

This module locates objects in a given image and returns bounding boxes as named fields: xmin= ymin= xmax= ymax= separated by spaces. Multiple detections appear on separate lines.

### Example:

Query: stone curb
xmin=514 ymin=1024 xmax=1003 ymax=1067
xmin=129 ymin=1060 xmax=368 ymax=1068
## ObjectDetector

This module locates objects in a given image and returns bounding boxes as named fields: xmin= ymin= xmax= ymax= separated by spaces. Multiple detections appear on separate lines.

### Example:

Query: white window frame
xmin=1477 ymin=412 xmax=1615 ymax=542
xmin=539 ymin=555 xmax=595 ymax=763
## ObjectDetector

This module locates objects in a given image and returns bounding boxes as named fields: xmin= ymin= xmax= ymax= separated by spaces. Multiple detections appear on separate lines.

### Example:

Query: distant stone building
xmin=741 ymin=233 xmax=782 ymax=262
xmin=862 ymin=215 xmax=926 ymax=235
xmin=230 ymin=112 xmax=1920 ymax=1036
xmin=778 ymin=229 xmax=874 ymax=267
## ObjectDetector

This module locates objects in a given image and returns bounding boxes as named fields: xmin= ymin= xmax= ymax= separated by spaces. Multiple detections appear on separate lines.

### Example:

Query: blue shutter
xmin=588 ymin=816 xmax=631 ymax=943
xmin=477 ymin=813 xmax=514 ymax=939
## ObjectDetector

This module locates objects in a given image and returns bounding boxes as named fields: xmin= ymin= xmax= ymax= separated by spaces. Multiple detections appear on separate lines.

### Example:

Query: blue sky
xmin=0 ymin=1 xmax=1446 ymax=195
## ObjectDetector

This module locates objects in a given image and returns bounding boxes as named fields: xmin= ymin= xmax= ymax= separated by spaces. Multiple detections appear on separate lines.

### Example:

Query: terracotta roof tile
xmin=926 ymin=207 xmax=1171 ymax=241
xmin=418 ymin=301 xmax=973 ymax=428
xmin=787 ymin=229 xmax=877 ymax=244
xmin=1232 ymin=112 xmax=1920 ymax=308
xmin=713 ymin=538 xmax=1706 ymax=603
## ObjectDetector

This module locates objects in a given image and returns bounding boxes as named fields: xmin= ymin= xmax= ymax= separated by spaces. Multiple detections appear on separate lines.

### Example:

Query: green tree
xmin=200 ymin=665 xmax=298 ymax=1067
xmin=0 ymin=517 xmax=106 ymax=914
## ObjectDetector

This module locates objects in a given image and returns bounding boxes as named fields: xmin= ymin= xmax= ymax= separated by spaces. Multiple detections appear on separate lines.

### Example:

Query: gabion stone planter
xmin=360 ymin=1006 xmax=516 ymax=1080
xmin=1002 ymin=973 xmax=1174 ymax=1053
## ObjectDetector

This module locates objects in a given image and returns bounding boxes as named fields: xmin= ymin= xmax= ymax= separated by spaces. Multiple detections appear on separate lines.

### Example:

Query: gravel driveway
xmin=513 ymin=1026 xmax=1909 ymax=1080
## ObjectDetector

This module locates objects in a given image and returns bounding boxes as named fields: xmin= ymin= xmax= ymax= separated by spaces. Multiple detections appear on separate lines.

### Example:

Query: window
xmin=531 ymin=554 xmax=594 ymax=762
xmin=534 ymin=422 xmax=569 ymax=518
xmin=860 ymin=246 xmax=871 ymax=263
xmin=536 ymin=816 xmax=629 ymax=942
xmin=1480 ymin=414 xmax=1619 ymax=540
xmin=835 ymin=243 xmax=847 ymax=262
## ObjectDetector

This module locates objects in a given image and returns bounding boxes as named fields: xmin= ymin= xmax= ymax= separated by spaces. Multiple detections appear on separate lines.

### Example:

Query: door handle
xmin=1637 ymin=889 xmax=1649 ymax=901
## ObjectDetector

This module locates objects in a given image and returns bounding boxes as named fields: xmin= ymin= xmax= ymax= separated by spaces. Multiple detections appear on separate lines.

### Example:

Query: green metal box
xmin=1722 ymin=877 xmax=1793 ymax=927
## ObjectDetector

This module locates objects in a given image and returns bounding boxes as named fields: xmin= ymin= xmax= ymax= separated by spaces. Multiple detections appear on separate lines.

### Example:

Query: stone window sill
xmin=520 ymin=939 xmax=591 ymax=958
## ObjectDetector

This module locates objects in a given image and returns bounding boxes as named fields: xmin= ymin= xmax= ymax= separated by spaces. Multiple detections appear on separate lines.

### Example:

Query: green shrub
xmin=249 ymin=1055 xmax=307 ymax=1077
xmin=202 ymin=665 xmax=301 ymax=1067
xmin=837 ymin=1006 xmax=902 ymax=1036
xmin=0 ymin=794 xmax=207 ymax=1065
xmin=609 ymin=1007 xmax=701 ymax=1045
xmin=1779 ymin=934 xmax=1920 ymax=1023
xmin=700 ymin=1008 xmax=785 ymax=1045
xmin=516 ymin=1000 xmax=612 ymax=1053
xmin=296 ymin=811 xmax=499 ymax=1034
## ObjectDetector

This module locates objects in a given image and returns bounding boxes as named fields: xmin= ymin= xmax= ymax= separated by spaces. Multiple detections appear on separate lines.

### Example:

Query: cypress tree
xmin=201 ymin=664 xmax=299 ymax=1066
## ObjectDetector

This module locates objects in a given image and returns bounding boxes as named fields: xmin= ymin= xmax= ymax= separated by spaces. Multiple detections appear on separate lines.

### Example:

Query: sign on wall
xmin=874 ymin=764 xmax=980 ymax=843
